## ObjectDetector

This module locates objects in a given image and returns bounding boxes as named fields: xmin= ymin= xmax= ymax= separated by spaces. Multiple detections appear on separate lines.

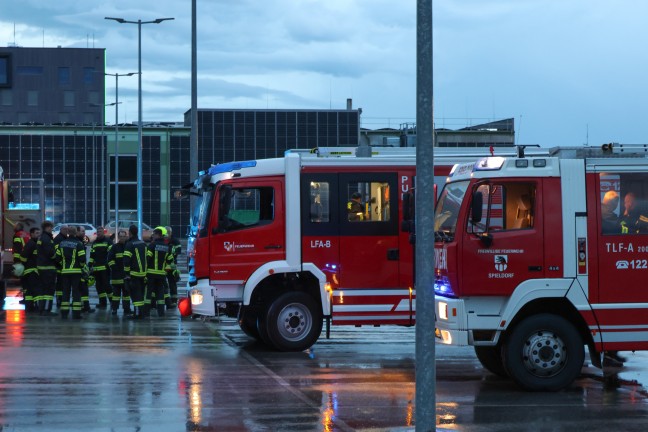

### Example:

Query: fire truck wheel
xmin=474 ymin=345 xmax=508 ymax=378
xmin=264 ymin=291 xmax=323 ymax=352
xmin=238 ymin=307 xmax=261 ymax=341
xmin=503 ymin=314 xmax=584 ymax=391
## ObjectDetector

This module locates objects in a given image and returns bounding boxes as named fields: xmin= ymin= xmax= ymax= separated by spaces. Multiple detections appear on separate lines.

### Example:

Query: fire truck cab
xmin=434 ymin=144 xmax=648 ymax=390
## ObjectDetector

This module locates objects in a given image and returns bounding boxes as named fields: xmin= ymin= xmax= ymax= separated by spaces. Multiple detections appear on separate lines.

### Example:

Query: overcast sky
xmin=2 ymin=0 xmax=648 ymax=147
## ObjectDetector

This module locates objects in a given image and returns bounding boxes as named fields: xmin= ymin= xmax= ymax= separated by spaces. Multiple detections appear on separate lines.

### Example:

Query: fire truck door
xmin=462 ymin=181 xmax=545 ymax=296
xmin=338 ymin=173 xmax=399 ymax=289
xmin=209 ymin=180 xmax=285 ymax=291
xmin=595 ymin=171 xmax=648 ymax=304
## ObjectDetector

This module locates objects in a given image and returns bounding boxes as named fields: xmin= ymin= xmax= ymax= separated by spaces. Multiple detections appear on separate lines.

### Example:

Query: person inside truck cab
xmin=620 ymin=192 xmax=648 ymax=234
xmin=601 ymin=191 xmax=621 ymax=234
xmin=347 ymin=192 xmax=367 ymax=221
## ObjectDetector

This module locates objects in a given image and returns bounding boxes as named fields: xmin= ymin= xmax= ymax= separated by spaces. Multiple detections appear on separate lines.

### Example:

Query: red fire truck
xmin=0 ymin=167 xmax=45 ymax=281
xmin=434 ymin=143 xmax=648 ymax=391
xmin=186 ymin=145 xmax=548 ymax=352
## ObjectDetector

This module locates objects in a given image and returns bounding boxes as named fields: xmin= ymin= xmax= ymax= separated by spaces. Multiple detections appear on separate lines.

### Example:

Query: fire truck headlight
xmin=434 ymin=276 xmax=456 ymax=298
xmin=438 ymin=301 xmax=449 ymax=320
xmin=190 ymin=289 xmax=203 ymax=305
xmin=441 ymin=330 xmax=453 ymax=344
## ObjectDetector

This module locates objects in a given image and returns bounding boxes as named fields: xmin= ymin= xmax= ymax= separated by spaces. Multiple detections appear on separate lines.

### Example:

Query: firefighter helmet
xmin=12 ymin=263 xmax=24 ymax=277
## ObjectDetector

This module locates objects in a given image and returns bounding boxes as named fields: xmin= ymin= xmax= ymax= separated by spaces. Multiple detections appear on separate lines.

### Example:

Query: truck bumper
xmin=435 ymin=295 xmax=470 ymax=346
xmin=188 ymin=278 xmax=216 ymax=316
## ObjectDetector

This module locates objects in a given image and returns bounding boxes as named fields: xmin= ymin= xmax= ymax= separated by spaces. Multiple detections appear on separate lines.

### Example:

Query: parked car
xmin=53 ymin=223 xmax=98 ymax=243
xmin=104 ymin=220 xmax=154 ymax=241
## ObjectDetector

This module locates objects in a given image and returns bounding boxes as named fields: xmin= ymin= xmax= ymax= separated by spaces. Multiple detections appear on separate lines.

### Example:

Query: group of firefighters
xmin=12 ymin=221 xmax=181 ymax=320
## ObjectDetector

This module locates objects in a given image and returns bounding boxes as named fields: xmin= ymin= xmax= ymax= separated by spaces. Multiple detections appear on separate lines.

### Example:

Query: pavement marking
xmin=208 ymin=323 xmax=357 ymax=432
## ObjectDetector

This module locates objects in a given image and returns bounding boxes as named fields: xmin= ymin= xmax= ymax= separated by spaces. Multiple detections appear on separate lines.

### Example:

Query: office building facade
xmin=0 ymin=47 xmax=105 ymax=125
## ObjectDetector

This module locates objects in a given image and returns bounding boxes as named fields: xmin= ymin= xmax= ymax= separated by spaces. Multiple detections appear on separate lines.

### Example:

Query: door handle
xmin=528 ymin=266 xmax=542 ymax=272
xmin=387 ymin=248 xmax=399 ymax=261
xmin=265 ymin=244 xmax=283 ymax=250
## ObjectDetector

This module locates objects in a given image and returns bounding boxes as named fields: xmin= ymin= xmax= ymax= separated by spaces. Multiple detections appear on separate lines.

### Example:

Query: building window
xmin=64 ymin=91 xmax=75 ymax=107
xmin=58 ymin=67 xmax=70 ymax=85
xmin=83 ymin=67 xmax=95 ymax=84
xmin=16 ymin=66 xmax=43 ymax=75
xmin=0 ymin=88 xmax=12 ymax=106
xmin=88 ymin=91 xmax=99 ymax=105
xmin=27 ymin=90 xmax=38 ymax=107
xmin=0 ymin=53 xmax=10 ymax=87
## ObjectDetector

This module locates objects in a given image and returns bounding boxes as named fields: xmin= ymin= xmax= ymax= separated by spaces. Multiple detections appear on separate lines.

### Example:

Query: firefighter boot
xmin=141 ymin=304 xmax=150 ymax=319
xmin=60 ymin=309 xmax=69 ymax=319
xmin=83 ymin=301 xmax=95 ymax=313
xmin=38 ymin=299 xmax=46 ymax=316
xmin=43 ymin=300 xmax=57 ymax=316
xmin=157 ymin=304 xmax=166 ymax=318
xmin=72 ymin=310 xmax=83 ymax=320
xmin=110 ymin=300 xmax=120 ymax=315
xmin=98 ymin=296 xmax=108 ymax=309
xmin=123 ymin=299 xmax=132 ymax=316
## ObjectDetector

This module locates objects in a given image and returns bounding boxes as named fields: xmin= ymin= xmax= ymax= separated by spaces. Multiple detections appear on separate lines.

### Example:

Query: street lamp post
xmin=90 ymin=102 xmax=119 ymax=227
xmin=105 ymin=72 xmax=135 ymax=239
xmin=105 ymin=16 xmax=174 ymax=240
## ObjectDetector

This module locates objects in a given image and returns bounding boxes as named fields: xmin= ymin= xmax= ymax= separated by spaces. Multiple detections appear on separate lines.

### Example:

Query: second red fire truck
xmin=434 ymin=143 xmax=648 ymax=390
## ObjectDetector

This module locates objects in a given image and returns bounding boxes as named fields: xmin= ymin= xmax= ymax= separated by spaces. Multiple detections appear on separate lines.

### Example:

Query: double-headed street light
xmin=105 ymin=72 xmax=135 ymax=239
xmin=105 ymin=16 xmax=174 ymax=240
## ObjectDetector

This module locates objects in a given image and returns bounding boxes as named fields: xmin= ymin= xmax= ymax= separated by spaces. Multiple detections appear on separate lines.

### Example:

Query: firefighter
xmin=347 ymin=192 xmax=368 ymax=221
xmin=75 ymin=226 xmax=95 ymax=314
xmin=56 ymin=228 xmax=87 ymax=319
xmin=53 ymin=225 xmax=69 ymax=309
xmin=36 ymin=220 xmax=58 ymax=316
xmin=620 ymin=192 xmax=648 ymax=234
xmin=90 ymin=227 xmax=111 ymax=309
xmin=601 ymin=191 xmax=621 ymax=235
xmin=20 ymin=227 xmax=41 ymax=313
xmin=124 ymin=224 xmax=148 ymax=319
xmin=12 ymin=222 xmax=30 ymax=306
xmin=108 ymin=230 xmax=131 ymax=316
xmin=164 ymin=226 xmax=181 ymax=309
xmin=146 ymin=227 xmax=174 ymax=318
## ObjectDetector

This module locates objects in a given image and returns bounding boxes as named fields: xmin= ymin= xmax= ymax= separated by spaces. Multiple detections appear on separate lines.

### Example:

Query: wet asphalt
xmin=3 ymin=284 xmax=648 ymax=431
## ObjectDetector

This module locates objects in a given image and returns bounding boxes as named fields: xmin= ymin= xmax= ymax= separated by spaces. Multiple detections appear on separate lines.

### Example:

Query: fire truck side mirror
xmin=471 ymin=191 xmax=483 ymax=223
xmin=401 ymin=192 xmax=415 ymax=232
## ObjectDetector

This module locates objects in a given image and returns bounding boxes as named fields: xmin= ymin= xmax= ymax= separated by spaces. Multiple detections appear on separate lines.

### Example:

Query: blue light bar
xmin=206 ymin=160 xmax=257 ymax=176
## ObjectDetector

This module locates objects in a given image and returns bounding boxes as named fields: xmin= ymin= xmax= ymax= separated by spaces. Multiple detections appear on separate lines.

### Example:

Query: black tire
xmin=238 ymin=306 xmax=261 ymax=341
xmin=474 ymin=345 xmax=508 ymax=378
xmin=263 ymin=291 xmax=323 ymax=352
xmin=503 ymin=314 xmax=584 ymax=391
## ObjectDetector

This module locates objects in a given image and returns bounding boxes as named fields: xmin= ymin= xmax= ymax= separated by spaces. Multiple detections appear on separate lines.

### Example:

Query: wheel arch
xmin=502 ymin=297 xmax=595 ymax=350
xmin=243 ymin=261 xmax=330 ymax=315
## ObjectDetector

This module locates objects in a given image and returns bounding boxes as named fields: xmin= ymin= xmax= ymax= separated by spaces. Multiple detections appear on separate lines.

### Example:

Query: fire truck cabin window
xmin=469 ymin=182 xmax=536 ymax=233
xmin=599 ymin=173 xmax=648 ymax=235
xmin=346 ymin=181 xmax=391 ymax=222
xmin=220 ymin=187 xmax=274 ymax=232
xmin=309 ymin=181 xmax=330 ymax=223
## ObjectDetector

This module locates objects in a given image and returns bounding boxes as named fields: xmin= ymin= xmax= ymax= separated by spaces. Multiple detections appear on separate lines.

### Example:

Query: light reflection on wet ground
xmin=2 ymin=287 xmax=648 ymax=431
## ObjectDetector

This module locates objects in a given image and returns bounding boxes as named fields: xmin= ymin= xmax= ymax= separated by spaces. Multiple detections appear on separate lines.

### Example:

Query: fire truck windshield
xmin=197 ymin=186 xmax=214 ymax=238
xmin=434 ymin=180 xmax=470 ymax=241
